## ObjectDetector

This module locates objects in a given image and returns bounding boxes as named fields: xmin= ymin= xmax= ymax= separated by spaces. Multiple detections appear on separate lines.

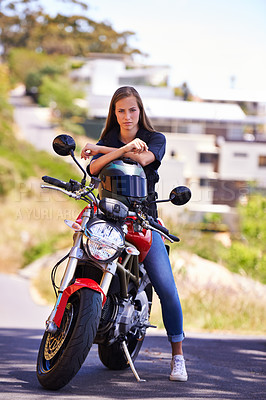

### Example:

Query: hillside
xmin=171 ymin=250 xmax=266 ymax=333
xmin=0 ymin=72 xmax=83 ymax=273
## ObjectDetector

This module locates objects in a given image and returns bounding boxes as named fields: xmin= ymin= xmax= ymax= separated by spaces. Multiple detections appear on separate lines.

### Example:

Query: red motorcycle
xmin=36 ymin=134 xmax=191 ymax=390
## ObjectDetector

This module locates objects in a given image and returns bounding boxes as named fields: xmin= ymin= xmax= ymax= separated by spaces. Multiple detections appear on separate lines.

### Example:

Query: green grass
xmin=149 ymin=256 xmax=266 ymax=335
xmin=150 ymin=289 xmax=266 ymax=335
xmin=0 ymin=139 xmax=81 ymax=187
xmin=180 ymin=290 xmax=266 ymax=334
xmin=22 ymin=231 xmax=71 ymax=267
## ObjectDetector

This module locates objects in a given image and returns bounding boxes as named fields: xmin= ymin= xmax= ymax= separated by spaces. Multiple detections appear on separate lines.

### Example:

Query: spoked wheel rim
xmin=44 ymin=304 xmax=74 ymax=361
xmin=40 ymin=294 xmax=79 ymax=372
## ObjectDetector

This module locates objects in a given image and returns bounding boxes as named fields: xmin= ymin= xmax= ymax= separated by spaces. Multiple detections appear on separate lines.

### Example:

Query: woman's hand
xmin=81 ymin=143 xmax=100 ymax=160
xmin=123 ymin=138 xmax=148 ymax=154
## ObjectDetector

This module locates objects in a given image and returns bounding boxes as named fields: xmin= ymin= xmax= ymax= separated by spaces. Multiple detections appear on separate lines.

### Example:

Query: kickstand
xmin=121 ymin=341 xmax=146 ymax=382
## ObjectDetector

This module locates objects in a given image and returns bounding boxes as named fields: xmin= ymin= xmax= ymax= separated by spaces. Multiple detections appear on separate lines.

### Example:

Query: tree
xmin=225 ymin=194 xmax=266 ymax=283
xmin=238 ymin=194 xmax=266 ymax=246
xmin=8 ymin=47 xmax=67 ymax=84
xmin=0 ymin=0 xmax=142 ymax=58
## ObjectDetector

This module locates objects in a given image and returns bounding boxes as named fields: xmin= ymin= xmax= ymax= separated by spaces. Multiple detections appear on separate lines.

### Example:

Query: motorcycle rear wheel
xmin=98 ymin=332 xmax=145 ymax=370
xmin=36 ymin=288 xmax=101 ymax=390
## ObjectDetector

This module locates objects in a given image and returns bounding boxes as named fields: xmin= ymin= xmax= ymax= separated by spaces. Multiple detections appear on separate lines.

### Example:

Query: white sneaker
xmin=170 ymin=355 xmax=188 ymax=381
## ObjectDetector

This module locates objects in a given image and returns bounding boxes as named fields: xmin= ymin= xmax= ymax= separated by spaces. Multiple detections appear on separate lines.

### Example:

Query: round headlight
xmin=84 ymin=221 xmax=124 ymax=262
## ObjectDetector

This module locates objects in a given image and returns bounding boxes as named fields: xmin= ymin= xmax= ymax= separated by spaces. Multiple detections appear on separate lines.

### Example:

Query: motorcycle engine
xmin=95 ymin=291 xmax=149 ymax=345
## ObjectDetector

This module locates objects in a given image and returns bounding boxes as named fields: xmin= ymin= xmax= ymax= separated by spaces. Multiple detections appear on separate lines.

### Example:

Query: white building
xmin=198 ymin=88 xmax=266 ymax=117
xmin=158 ymin=133 xmax=266 ymax=208
xmin=144 ymin=97 xmax=247 ymax=140
xmin=70 ymin=55 xmax=266 ymax=217
xmin=219 ymin=140 xmax=266 ymax=185
xmin=158 ymin=133 xmax=218 ymax=204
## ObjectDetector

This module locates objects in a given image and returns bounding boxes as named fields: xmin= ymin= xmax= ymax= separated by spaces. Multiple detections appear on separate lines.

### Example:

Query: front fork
xmin=45 ymin=210 xmax=145 ymax=382
xmin=45 ymin=208 xmax=117 ymax=333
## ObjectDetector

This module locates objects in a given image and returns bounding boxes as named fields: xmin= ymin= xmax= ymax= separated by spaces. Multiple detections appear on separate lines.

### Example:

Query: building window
xmin=153 ymin=124 xmax=172 ymax=133
xmin=200 ymin=178 xmax=211 ymax=187
xmin=234 ymin=152 xmax=248 ymax=157
xmin=199 ymin=153 xmax=216 ymax=163
xmin=258 ymin=155 xmax=266 ymax=167
xmin=178 ymin=125 xmax=188 ymax=133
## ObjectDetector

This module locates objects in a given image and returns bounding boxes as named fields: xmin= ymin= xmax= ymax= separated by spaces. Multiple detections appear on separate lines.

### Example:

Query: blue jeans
xmin=143 ymin=231 xmax=184 ymax=343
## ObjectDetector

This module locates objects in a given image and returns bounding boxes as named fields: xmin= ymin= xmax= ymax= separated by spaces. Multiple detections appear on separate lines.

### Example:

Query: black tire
xmin=98 ymin=282 xmax=152 ymax=371
xmin=36 ymin=288 xmax=102 ymax=390
xmin=98 ymin=332 xmax=145 ymax=370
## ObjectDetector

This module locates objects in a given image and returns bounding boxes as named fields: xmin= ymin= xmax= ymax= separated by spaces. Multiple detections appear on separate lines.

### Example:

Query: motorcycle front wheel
xmin=36 ymin=288 xmax=102 ymax=390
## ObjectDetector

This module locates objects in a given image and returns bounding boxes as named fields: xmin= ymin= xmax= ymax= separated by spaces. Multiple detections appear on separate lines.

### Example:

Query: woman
xmin=81 ymin=86 xmax=188 ymax=382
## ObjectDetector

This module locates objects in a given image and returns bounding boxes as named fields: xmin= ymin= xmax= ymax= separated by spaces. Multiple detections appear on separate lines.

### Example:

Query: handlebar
xmin=147 ymin=216 xmax=180 ymax=242
xmin=42 ymin=176 xmax=70 ymax=190
xmin=167 ymin=233 xmax=180 ymax=242
xmin=42 ymin=176 xmax=82 ymax=192
xmin=41 ymin=176 xmax=98 ymax=204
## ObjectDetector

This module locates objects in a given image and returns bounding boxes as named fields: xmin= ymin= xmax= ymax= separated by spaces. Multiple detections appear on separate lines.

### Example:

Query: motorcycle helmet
xmin=98 ymin=158 xmax=147 ymax=207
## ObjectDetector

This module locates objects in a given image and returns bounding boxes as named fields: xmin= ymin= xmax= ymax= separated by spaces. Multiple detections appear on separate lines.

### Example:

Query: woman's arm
xmin=123 ymin=150 xmax=155 ymax=166
xmin=83 ymin=138 xmax=153 ymax=176
xmin=81 ymin=143 xmax=115 ymax=159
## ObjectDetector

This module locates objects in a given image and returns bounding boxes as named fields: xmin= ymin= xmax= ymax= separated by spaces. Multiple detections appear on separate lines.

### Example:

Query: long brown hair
xmin=100 ymin=86 xmax=155 ymax=139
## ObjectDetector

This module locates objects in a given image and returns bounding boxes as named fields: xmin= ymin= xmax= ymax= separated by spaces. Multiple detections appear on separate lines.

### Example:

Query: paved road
xmin=10 ymin=86 xmax=56 ymax=154
xmin=0 ymin=273 xmax=51 ymax=329
xmin=0 ymin=273 xmax=265 ymax=400
xmin=0 ymin=325 xmax=265 ymax=400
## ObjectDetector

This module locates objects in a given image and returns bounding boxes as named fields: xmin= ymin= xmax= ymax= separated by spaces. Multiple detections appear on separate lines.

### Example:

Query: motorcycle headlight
xmin=84 ymin=221 xmax=125 ymax=262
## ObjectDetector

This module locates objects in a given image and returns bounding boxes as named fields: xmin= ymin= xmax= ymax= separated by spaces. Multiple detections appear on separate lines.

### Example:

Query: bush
xmin=25 ymin=71 xmax=42 ymax=93
xmin=222 ymin=242 xmax=266 ymax=284
xmin=170 ymin=227 xmax=226 ymax=265
xmin=23 ymin=232 xmax=70 ymax=266
xmin=8 ymin=48 xmax=67 ymax=85
xmin=25 ymin=64 xmax=69 ymax=99
xmin=226 ymin=242 xmax=260 ymax=273
xmin=0 ymin=160 xmax=18 ymax=195
xmin=239 ymin=195 xmax=266 ymax=244
xmin=8 ymin=49 xmax=87 ymax=135
xmin=0 ymin=64 xmax=13 ymax=123
xmin=168 ymin=194 xmax=266 ymax=284
xmin=61 ymin=119 xmax=86 ymax=136
xmin=38 ymin=75 xmax=86 ymax=119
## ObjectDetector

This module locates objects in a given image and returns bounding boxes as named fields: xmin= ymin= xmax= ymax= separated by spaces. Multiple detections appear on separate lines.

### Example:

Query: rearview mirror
xmin=169 ymin=186 xmax=191 ymax=206
xmin=53 ymin=134 xmax=76 ymax=156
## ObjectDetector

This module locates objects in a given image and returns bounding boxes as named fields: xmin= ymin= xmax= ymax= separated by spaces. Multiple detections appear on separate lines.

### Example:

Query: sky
xmin=41 ymin=0 xmax=266 ymax=96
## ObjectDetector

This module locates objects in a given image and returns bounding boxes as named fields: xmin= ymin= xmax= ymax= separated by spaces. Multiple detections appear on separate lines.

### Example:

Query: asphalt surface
xmin=10 ymin=86 xmax=56 ymax=154
xmin=0 ymin=273 xmax=265 ymax=400
xmin=0 ymin=273 xmax=51 ymax=330
xmin=0 ymin=327 xmax=265 ymax=400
